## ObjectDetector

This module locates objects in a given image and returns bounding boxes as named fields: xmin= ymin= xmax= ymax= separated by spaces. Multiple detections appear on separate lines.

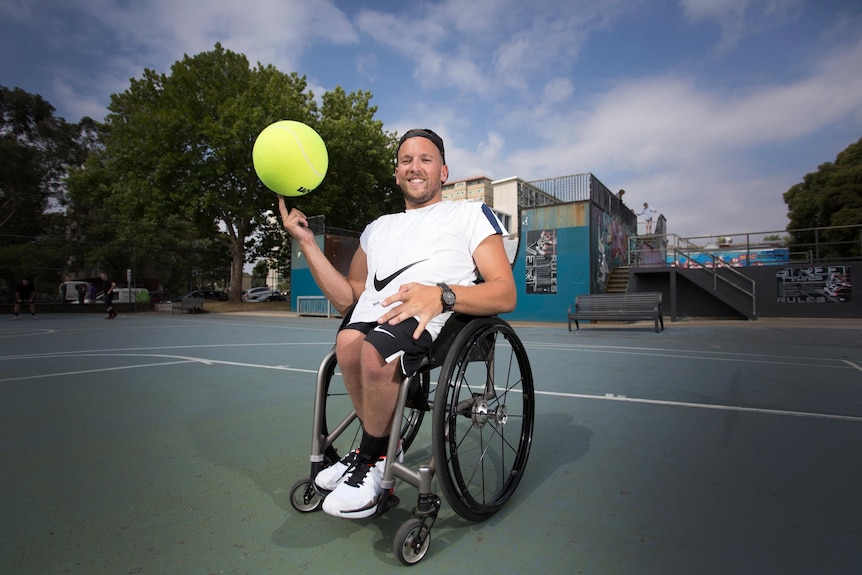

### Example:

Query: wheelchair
xmin=289 ymin=314 xmax=535 ymax=565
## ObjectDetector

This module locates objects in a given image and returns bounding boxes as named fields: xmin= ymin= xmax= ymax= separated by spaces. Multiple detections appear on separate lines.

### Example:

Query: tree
xmin=784 ymin=137 xmax=862 ymax=260
xmin=251 ymin=260 xmax=268 ymax=288
xmin=74 ymin=44 xmax=400 ymax=300
xmin=305 ymin=87 xmax=402 ymax=231
xmin=0 ymin=87 xmax=93 ymax=294
xmin=79 ymin=44 xmax=316 ymax=299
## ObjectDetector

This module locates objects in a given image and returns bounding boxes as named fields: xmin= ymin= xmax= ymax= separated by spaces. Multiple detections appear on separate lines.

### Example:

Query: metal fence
xmin=295 ymin=296 xmax=341 ymax=318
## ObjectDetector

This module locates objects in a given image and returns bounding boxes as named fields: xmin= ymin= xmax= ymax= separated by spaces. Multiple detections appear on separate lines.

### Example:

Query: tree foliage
xmin=784 ymin=137 xmax=862 ymax=260
xmin=69 ymin=43 xmax=400 ymax=299
xmin=0 ymin=87 xmax=93 ymax=294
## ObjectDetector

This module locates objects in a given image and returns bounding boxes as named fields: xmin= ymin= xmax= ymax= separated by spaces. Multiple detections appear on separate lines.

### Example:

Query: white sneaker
xmin=314 ymin=443 xmax=403 ymax=492
xmin=322 ymin=456 xmax=388 ymax=519
xmin=314 ymin=449 xmax=359 ymax=492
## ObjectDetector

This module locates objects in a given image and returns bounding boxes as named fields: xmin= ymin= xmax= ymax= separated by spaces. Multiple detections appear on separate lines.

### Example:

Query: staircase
xmin=605 ymin=267 xmax=629 ymax=294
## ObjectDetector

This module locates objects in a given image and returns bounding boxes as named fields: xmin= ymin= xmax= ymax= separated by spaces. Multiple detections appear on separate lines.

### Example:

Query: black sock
xmin=358 ymin=431 xmax=389 ymax=463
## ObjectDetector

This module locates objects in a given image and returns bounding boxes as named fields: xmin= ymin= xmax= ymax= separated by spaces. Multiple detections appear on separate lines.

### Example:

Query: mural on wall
xmin=525 ymin=229 xmax=557 ymax=294
xmin=592 ymin=210 xmax=629 ymax=293
xmin=776 ymin=265 xmax=851 ymax=303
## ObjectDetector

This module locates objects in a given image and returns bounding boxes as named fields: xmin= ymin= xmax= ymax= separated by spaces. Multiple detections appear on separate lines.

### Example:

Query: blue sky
xmin=2 ymin=0 xmax=861 ymax=239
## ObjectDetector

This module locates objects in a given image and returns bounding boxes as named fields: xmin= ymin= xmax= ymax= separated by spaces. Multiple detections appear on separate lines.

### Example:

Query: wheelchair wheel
xmin=431 ymin=317 xmax=534 ymax=522
xmin=290 ymin=478 xmax=323 ymax=512
xmin=320 ymin=352 xmax=427 ymax=466
xmin=393 ymin=518 xmax=431 ymax=565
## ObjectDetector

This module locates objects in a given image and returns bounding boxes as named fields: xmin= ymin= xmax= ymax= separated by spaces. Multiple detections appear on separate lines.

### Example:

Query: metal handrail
xmin=628 ymin=233 xmax=757 ymax=317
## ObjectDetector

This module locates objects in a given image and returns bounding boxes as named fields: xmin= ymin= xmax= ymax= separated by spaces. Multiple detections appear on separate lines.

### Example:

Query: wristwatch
xmin=437 ymin=282 xmax=456 ymax=312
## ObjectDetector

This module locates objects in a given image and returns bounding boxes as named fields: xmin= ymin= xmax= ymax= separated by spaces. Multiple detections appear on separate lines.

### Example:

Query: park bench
xmin=173 ymin=297 xmax=204 ymax=314
xmin=567 ymin=292 xmax=664 ymax=332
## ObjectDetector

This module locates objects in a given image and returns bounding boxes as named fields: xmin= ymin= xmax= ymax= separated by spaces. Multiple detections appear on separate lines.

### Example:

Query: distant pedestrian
xmin=14 ymin=278 xmax=36 ymax=319
xmin=76 ymin=283 xmax=86 ymax=304
xmin=638 ymin=202 xmax=658 ymax=234
xmin=101 ymin=273 xmax=117 ymax=319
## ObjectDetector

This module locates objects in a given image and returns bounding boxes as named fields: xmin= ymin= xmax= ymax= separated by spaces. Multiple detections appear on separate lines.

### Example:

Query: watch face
xmin=443 ymin=290 xmax=456 ymax=306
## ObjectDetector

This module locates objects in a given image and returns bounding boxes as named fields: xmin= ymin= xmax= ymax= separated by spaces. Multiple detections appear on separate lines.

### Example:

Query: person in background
xmin=638 ymin=202 xmax=658 ymax=234
xmin=101 ymin=273 xmax=117 ymax=319
xmin=14 ymin=278 xmax=36 ymax=319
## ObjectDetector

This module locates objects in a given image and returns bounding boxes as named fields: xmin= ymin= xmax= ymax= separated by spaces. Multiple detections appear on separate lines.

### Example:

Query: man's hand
xmin=278 ymin=196 xmax=314 ymax=244
xmin=378 ymin=283 xmax=444 ymax=339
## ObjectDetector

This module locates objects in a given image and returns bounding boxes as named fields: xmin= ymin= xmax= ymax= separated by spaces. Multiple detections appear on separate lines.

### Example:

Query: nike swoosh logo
xmin=373 ymin=259 xmax=428 ymax=291
xmin=373 ymin=325 xmax=396 ymax=338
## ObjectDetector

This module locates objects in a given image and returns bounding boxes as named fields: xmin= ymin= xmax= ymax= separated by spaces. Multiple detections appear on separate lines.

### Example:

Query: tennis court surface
xmin=2 ymin=312 xmax=860 ymax=574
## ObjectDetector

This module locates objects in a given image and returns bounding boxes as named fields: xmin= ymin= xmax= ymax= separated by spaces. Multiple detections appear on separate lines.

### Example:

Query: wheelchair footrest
xmin=374 ymin=490 xmax=401 ymax=517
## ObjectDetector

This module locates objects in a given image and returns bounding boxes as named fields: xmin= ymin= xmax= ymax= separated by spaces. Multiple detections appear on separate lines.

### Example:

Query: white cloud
xmin=472 ymin=34 xmax=862 ymax=236
xmin=678 ymin=0 xmax=804 ymax=53
xmin=543 ymin=78 xmax=575 ymax=104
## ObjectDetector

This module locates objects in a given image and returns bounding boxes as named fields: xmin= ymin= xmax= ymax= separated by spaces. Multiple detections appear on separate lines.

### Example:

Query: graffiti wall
xmin=591 ymin=209 xmax=629 ymax=293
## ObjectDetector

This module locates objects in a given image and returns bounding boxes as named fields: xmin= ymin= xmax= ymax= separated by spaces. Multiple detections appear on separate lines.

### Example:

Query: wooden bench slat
xmin=567 ymin=293 xmax=664 ymax=332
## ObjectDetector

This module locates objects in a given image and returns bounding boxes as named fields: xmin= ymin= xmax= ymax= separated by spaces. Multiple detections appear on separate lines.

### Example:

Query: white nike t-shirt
xmin=349 ymin=200 xmax=508 ymax=339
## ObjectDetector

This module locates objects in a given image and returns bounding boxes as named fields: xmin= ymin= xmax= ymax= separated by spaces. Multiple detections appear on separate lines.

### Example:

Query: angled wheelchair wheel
xmin=319 ymin=351 xmax=427 ymax=466
xmin=431 ymin=317 xmax=534 ymax=522
xmin=290 ymin=478 xmax=323 ymax=513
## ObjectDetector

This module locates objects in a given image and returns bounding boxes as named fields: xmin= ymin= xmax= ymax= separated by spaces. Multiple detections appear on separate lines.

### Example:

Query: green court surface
xmin=1 ymin=312 xmax=861 ymax=574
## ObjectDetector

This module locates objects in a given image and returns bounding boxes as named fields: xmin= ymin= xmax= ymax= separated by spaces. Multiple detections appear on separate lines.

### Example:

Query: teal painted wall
xmin=505 ymin=203 xmax=592 ymax=322
xmin=290 ymin=235 xmax=325 ymax=309
xmin=289 ymin=201 xmax=633 ymax=323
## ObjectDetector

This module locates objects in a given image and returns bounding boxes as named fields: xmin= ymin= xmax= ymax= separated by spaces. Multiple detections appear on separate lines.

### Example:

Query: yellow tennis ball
xmin=252 ymin=120 xmax=328 ymax=196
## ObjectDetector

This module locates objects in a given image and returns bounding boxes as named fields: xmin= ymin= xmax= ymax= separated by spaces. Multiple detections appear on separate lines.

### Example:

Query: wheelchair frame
xmin=290 ymin=314 xmax=535 ymax=565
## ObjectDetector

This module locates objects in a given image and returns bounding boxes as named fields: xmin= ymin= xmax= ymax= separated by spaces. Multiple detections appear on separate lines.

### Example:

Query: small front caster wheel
xmin=290 ymin=478 xmax=323 ymax=513
xmin=393 ymin=518 xmax=431 ymax=565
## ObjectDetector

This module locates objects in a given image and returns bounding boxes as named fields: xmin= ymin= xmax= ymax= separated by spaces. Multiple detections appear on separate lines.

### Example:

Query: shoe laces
xmin=344 ymin=459 xmax=379 ymax=488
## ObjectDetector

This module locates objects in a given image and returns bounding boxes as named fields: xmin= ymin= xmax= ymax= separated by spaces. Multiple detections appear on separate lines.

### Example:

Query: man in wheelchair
xmin=278 ymin=128 xmax=516 ymax=519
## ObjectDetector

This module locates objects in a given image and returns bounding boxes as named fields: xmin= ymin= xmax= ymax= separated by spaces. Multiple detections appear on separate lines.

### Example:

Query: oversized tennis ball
xmin=252 ymin=120 xmax=328 ymax=196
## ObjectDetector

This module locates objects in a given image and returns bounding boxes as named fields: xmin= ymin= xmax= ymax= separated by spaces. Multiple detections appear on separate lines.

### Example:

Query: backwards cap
xmin=397 ymin=129 xmax=445 ymax=164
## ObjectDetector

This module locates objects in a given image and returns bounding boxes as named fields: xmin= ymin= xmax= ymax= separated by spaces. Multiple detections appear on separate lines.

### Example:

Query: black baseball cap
xmin=397 ymin=129 xmax=445 ymax=164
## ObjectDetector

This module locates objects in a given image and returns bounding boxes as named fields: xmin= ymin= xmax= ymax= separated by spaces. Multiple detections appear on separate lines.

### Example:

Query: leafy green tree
xmin=0 ymin=87 xmax=93 ymax=294
xmin=301 ymin=87 xmax=402 ymax=231
xmin=75 ymin=43 xmax=316 ymax=299
xmin=251 ymin=260 xmax=268 ymax=288
xmin=72 ymin=44 xmax=400 ymax=300
xmin=784 ymin=137 xmax=862 ymax=260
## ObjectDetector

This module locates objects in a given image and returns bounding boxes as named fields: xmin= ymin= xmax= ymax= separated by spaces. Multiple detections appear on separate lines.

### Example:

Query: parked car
xmin=246 ymin=290 xmax=286 ymax=302
xmin=243 ymin=286 xmax=274 ymax=300
xmin=182 ymin=290 xmax=229 ymax=301
xmin=59 ymin=281 xmax=89 ymax=303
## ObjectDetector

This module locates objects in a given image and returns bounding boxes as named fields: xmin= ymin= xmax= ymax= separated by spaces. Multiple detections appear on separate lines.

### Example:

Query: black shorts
xmin=339 ymin=316 xmax=433 ymax=377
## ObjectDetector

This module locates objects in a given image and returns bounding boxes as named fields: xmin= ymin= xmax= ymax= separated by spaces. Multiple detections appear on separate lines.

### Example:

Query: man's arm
xmin=378 ymin=233 xmax=516 ymax=338
xmin=278 ymin=196 xmax=365 ymax=314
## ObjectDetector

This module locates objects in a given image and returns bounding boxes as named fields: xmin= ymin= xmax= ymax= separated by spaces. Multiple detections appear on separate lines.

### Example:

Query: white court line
xmin=844 ymin=360 xmax=862 ymax=372
xmin=0 ymin=360 xmax=196 ymax=382
xmin=535 ymin=390 xmax=862 ymax=423
xmin=0 ymin=327 xmax=56 ymax=338
xmin=0 ymin=352 xmax=320 ymax=383
xmin=522 ymin=342 xmax=855 ymax=370
xmin=3 ymin=349 xmax=858 ymax=423
xmin=0 ymin=342 xmax=333 ymax=362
